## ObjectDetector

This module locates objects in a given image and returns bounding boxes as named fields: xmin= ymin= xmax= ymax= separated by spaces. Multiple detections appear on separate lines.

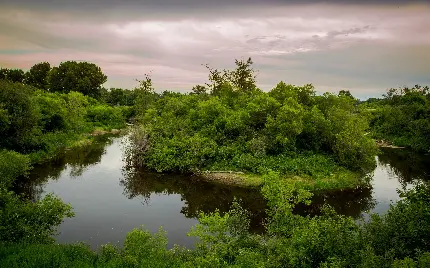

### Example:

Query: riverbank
xmin=376 ymin=139 xmax=406 ymax=149
xmin=28 ymin=127 xmax=129 ymax=164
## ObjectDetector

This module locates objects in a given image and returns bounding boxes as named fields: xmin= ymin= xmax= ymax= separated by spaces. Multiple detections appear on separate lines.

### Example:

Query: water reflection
xmin=294 ymin=187 xmax=376 ymax=218
xmin=368 ymin=148 xmax=430 ymax=216
xmin=120 ymin=168 xmax=267 ymax=232
xmin=378 ymin=148 xmax=430 ymax=186
xmin=13 ymin=134 xmax=115 ymax=201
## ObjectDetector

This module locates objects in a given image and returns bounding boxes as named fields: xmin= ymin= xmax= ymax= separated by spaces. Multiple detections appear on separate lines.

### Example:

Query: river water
xmin=13 ymin=134 xmax=430 ymax=249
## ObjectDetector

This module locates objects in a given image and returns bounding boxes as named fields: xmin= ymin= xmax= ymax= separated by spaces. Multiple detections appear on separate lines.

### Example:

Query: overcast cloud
xmin=0 ymin=0 xmax=429 ymax=98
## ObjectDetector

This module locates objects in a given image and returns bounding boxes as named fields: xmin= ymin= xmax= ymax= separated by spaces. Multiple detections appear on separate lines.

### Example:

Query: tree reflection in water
xmin=378 ymin=148 xmax=430 ymax=188
xmin=13 ymin=134 xmax=116 ymax=201
xmin=14 ymin=135 xmax=430 ymax=234
xmin=120 ymin=164 xmax=377 ymax=232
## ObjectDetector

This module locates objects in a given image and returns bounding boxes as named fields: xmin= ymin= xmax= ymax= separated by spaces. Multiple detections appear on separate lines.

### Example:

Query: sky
xmin=0 ymin=0 xmax=429 ymax=99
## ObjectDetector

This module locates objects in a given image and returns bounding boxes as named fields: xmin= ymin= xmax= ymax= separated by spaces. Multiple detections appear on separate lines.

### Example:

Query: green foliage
xmin=86 ymin=105 xmax=126 ymax=129
xmin=48 ymin=61 xmax=107 ymax=99
xmin=0 ymin=150 xmax=31 ymax=188
xmin=0 ymin=191 xmax=74 ymax=244
xmin=0 ymin=68 xmax=26 ymax=83
xmin=364 ymin=85 xmax=430 ymax=152
xmin=0 ymin=79 xmax=128 ymax=164
xmin=103 ymin=88 xmax=136 ymax=106
xmin=33 ymin=90 xmax=68 ymax=132
xmin=2 ymin=182 xmax=430 ymax=267
xmin=2 ymin=58 xmax=429 ymax=268
xmin=25 ymin=62 xmax=51 ymax=89
xmin=0 ymin=80 xmax=42 ymax=152
xmin=0 ymin=243 xmax=96 ymax=268
xmin=364 ymin=184 xmax=430 ymax=260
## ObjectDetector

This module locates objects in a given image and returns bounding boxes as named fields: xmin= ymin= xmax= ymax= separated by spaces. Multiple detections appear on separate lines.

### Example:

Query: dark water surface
xmin=13 ymin=135 xmax=430 ymax=249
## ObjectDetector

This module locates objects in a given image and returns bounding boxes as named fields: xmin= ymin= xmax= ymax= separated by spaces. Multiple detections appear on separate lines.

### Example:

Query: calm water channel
xmin=13 ymin=134 xmax=430 ymax=249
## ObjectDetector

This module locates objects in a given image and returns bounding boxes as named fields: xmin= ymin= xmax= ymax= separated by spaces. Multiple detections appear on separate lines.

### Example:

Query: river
xmin=13 ymin=134 xmax=430 ymax=249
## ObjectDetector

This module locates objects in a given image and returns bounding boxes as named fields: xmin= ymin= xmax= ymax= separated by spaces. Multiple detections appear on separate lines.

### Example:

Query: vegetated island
xmin=126 ymin=58 xmax=379 ymax=190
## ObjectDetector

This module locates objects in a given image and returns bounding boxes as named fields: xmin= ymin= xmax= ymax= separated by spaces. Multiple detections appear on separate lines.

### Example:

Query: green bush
xmin=86 ymin=105 xmax=126 ymax=129
xmin=0 ymin=150 xmax=31 ymax=188
xmin=0 ymin=80 xmax=42 ymax=152
xmin=0 ymin=191 xmax=74 ymax=244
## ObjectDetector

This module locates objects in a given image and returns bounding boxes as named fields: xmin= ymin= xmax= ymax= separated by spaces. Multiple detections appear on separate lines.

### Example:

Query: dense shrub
xmin=0 ymin=150 xmax=31 ymax=188
xmin=86 ymin=105 xmax=126 ymax=129
xmin=0 ymin=191 xmax=74 ymax=244
xmin=0 ymin=80 xmax=42 ymax=152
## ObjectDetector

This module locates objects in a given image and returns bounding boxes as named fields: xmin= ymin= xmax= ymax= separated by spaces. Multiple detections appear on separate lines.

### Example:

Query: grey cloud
xmin=326 ymin=25 xmax=371 ymax=38
xmin=243 ymin=25 xmax=374 ymax=54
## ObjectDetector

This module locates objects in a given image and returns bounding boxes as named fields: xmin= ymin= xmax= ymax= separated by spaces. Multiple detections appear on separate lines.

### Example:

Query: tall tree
xmin=0 ymin=68 xmax=25 ymax=83
xmin=0 ymin=68 xmax=7 ymax=80
xmin=228 ymin=57 xmax=257 ymax=92
xmin=48 ymin=61 xmax=107 ymax=99
xmin=25 ymin=62 xmax=51 ymax=90
xmin=204 ymin=57 xmax=258 ymax=95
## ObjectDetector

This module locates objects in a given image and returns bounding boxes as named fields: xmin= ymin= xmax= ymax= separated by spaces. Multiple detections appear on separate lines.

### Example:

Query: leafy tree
xmin=0 ymin=68 xmax=25 ymax=83
xmin=0 ymin=80 xmax=41 ymax=152
xmin=228 ymin=57 xmax=257 ymax=92
xmin=48 ymin=61 xmax=107 ymax=99
xmin=205 ymin=57 xmax=258 ymax=95
xmin=134 ymin=73 xmax=158 ymax=118
xmin=25 ymin=62 xmax=51 ymax=90
xmin=338 ymin=90 xmax=354 ymax=99
xmin=191 ymin=84 xmax=207 ymax=95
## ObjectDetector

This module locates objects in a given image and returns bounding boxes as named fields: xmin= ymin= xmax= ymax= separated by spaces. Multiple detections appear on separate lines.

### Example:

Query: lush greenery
xmin=127 ymin=59 xmax=377 ymax=189
xmin=0 ymin=80 xmax=129 ymax=163
xmin=361 ymin=85 xmax=430 ymax=152
xmin=1 ymin=58 xmax=429 ymax=267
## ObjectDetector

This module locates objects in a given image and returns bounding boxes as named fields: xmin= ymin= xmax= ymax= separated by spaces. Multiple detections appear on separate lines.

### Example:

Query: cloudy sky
xmin=0 ymin=0 xmax=429 ymax=99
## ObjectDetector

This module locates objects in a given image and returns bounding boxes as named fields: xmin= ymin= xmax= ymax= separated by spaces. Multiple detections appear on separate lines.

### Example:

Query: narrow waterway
xmin=13 ymin=134 xmax=430 ymax=249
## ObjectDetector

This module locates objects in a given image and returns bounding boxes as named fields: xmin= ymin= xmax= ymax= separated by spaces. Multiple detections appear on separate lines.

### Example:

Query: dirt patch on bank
xmin=376 ymin=140 xmax=405 ymax=149
xmin=90 ymin=129 xmax=122 ymax=136
xmin=196 ymin=171 xmax=262 ymax=187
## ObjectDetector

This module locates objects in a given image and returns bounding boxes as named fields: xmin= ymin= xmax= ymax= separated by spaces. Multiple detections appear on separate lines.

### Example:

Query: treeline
xmin=360 ymin=85 xmax=430 ymax=152
xmin=0 ymin=61 xmax=137 ymax=105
